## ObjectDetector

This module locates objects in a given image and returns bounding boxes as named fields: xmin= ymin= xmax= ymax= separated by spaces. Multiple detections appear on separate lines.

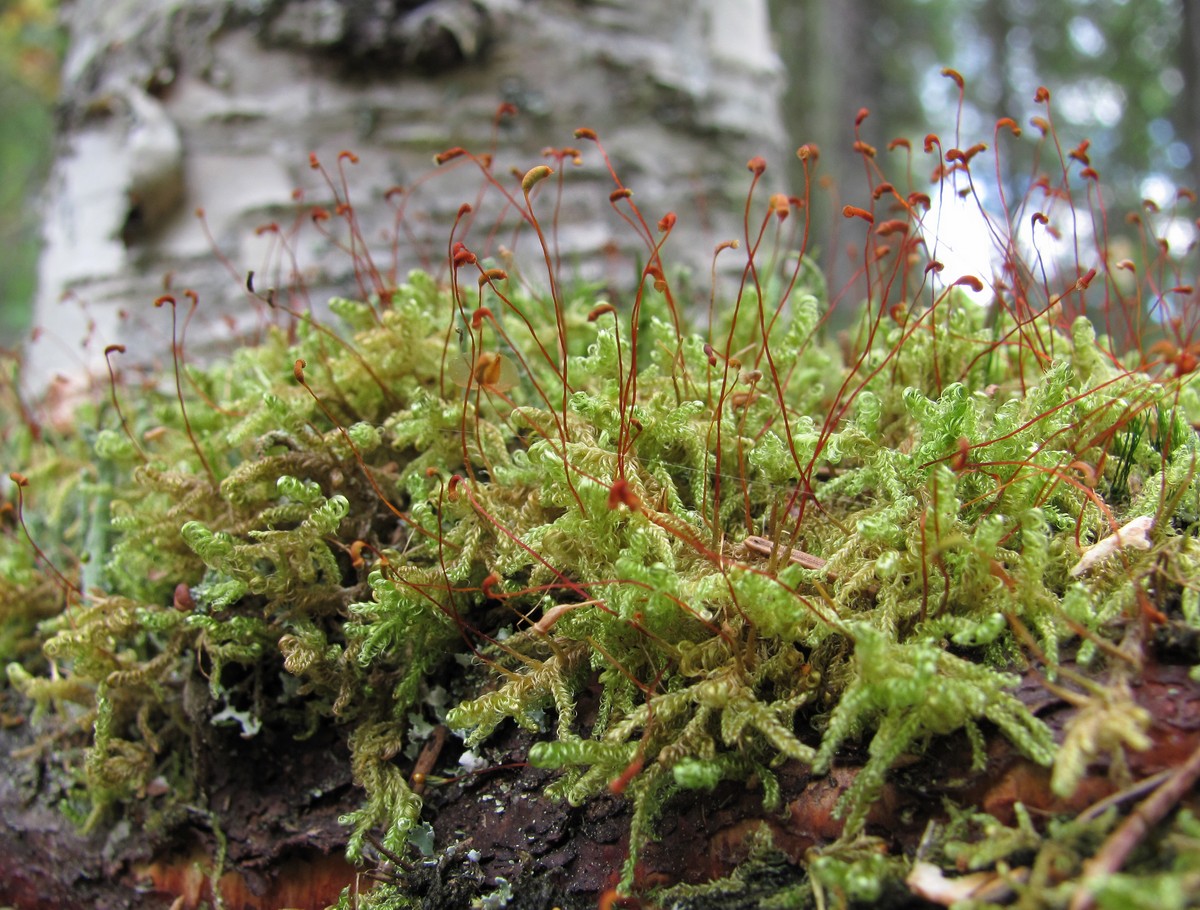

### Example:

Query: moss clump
xmin=4 ymin=118 xmax=1200 ymax=908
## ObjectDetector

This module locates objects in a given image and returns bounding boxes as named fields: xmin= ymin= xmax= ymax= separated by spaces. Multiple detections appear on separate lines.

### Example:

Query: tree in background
xmin=0 ymin=0 xmax=59 ymax=344
xmin=771 ymin=0 xmax=1195 ymax=297
xmin=21 ymin=0 xmax=787 ymax=391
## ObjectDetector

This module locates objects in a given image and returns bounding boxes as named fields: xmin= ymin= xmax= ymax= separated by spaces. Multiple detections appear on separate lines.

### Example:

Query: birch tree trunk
xmin=25 ymin=0 xmax=786 ymax=393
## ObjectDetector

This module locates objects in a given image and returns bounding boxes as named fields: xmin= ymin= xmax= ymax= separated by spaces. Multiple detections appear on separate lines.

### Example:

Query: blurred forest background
xmin=0 ymin=0 xmax=1195 ymax=348
xmin=0 ymin=0 xmax=59 ymax=343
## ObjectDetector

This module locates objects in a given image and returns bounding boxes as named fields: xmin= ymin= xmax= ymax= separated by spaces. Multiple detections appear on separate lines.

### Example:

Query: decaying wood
xmin=8 ymin=646 xmax=1196 ymax=909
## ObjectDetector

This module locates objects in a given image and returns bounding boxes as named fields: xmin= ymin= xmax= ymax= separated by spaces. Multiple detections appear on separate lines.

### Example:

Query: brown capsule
xmin=173 ymin=583 xmax=196 ymax=612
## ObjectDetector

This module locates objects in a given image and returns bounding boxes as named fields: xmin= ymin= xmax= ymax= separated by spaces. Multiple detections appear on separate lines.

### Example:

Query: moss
xmin=3 ymin=111 xmax=1200 ymax=908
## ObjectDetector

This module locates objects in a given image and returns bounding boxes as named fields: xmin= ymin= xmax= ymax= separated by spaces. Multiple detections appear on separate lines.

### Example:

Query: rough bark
xmin=25 ymin=0 xmax=786 ymax=391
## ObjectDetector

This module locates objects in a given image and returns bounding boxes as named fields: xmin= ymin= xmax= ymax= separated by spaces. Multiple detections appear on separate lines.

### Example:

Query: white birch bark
xmin=26 ymin=0 xmax=786 ymax=391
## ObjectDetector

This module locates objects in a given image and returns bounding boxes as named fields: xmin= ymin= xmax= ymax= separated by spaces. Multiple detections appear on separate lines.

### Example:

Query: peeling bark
xmin=26 ymin=0 xmax=786 ymax=391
